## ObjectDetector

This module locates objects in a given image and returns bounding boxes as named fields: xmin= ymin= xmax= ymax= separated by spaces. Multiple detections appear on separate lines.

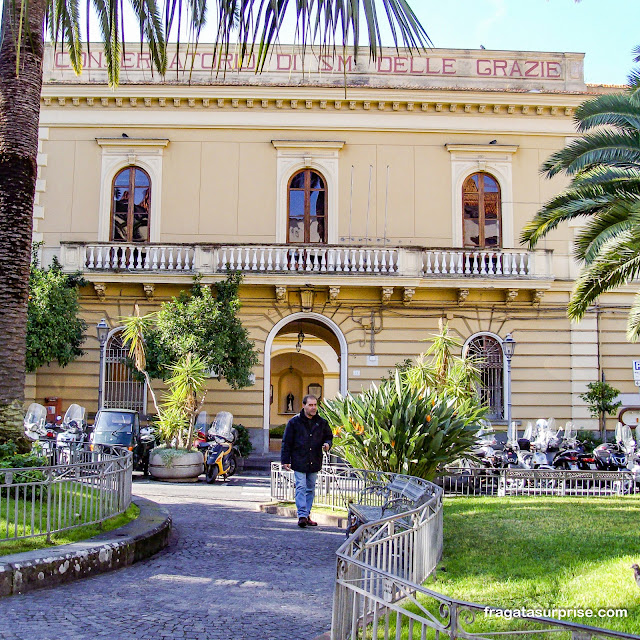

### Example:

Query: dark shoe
xmin=306 ymin=516 xmax=318 ymax=526
xmin=298 ymin=517 xmax=307 ymax=528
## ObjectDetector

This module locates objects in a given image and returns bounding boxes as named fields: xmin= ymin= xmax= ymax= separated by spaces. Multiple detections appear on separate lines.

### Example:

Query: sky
xmin=406 ymin=0 xmax=640 ymax=86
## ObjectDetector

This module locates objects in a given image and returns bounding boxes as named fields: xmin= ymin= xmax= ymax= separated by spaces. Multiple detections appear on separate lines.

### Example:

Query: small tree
xmin=579 ymin=380 xmax=622 ymax=441
xmin=121 ymin=274 xmax=258 ymax=450
xmin=26 ymin=252 xmax=86 ymax=373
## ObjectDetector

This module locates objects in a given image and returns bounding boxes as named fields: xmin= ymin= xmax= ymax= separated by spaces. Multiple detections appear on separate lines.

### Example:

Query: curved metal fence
xmin=270 ymin=464 xmax=640 ymax=640
xmin=0 ymin=447 xmax=132 ymax=543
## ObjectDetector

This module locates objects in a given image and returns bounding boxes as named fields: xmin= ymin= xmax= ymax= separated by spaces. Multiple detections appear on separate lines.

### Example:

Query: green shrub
xmin=321 ymin=373 xmax=485 ymax=480
xmin=234 ymin=424 xmax=253 ymax=458
xmin=577 ymin=430 xmax=603 ymax=453
xmin=269 ymin=424 xmax=287 ymax=439
xmin=0 ymin=443 xmax=47 ymax=495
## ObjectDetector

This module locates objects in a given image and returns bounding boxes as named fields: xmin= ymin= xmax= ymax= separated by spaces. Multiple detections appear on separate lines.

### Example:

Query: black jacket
xmin=281 ymin=410 xmax=333 ymax=473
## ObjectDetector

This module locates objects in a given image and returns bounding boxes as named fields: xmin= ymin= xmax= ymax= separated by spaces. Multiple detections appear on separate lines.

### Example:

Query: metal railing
xmin=0 ymin=447 xmax=132 ymax=543
xmin=438 ymin=467 xmax=638 ymax=497
xmin=270 ymin=463 xmax=640 ymax=640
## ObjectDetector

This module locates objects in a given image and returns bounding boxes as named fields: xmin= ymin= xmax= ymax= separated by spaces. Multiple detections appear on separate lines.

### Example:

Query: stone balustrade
xmin=59 ymin=242 xmax=552 ymax=280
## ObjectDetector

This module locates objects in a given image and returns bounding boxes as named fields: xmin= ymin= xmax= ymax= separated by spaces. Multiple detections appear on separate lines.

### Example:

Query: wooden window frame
xmin=287 ymin=169 xmax=327 ymax=244
xmin=462 ymin=171 xmax=502 ymax=249
xmin=110 ymin=166 xmax=152 ymax=243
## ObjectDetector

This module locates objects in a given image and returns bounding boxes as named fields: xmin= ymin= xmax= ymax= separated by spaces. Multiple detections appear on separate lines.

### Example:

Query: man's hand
xmin=282 ymin=464 xmax=291 ymax=471
xmin=322 ymin=443 xmax=330 ymax=452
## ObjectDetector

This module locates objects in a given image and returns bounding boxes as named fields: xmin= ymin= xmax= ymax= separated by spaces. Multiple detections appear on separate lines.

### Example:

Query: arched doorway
xmin=262 ymin=312 xmax=348 ymax=453
xmin=102 ymin=327 xmax=147 ymax=412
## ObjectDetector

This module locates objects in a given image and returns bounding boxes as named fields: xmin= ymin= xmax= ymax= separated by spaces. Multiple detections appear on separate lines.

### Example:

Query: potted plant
xmin=233 ymin=423 xmax=253 ymax=471
xmin=147 ymin=354 xmax=208 ymax=481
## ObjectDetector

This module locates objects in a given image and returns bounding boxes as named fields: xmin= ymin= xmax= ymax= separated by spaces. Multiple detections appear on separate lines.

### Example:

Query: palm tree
xmin=0 ymin=1 xmax=429 ymax=445
xmin=521 ymin=60 xmax=640 ymax=342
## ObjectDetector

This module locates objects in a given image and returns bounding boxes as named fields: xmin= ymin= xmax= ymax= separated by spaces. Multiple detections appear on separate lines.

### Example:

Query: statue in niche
xmin=285 ymin=392 xmax=295 ymax=413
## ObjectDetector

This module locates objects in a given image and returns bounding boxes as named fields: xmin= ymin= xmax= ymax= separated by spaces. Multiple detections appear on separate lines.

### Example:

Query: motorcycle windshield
xmin=24 ymin=403 xmax=46 ymax=429
xmin=195 ymin=411 xmax=208 ymax=431
xmin=62 ymin=404 xmax=85 ymax=428
xmin=208 ymin=411 xmax=235 ymax=441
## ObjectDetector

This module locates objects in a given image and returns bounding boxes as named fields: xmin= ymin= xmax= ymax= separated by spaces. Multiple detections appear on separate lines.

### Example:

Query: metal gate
xmin=103 ymin=330 xmax=146 ymax=412
xmin=466 ymin=334 xmax=504 ymax=420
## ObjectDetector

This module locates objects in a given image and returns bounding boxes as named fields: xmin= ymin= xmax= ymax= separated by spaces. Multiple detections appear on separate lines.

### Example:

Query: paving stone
xmin=0 ymin=475 xmax=338 ymax=640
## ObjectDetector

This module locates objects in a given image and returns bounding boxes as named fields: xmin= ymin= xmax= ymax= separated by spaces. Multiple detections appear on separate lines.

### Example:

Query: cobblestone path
xmin=0 ymin=476 xmax=342 ymax=640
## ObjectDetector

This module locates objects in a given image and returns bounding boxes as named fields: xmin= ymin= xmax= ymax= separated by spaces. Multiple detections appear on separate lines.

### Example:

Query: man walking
xmin=281 ymin=395 xmax=333 ymax=528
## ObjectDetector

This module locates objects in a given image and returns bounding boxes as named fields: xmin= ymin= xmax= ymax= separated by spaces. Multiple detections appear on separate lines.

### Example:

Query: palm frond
xmin=128 ymin=0 xmax=167 ymax=74
xmin=541 ymin=130 xmax=640 ymax=178
xmin=574 ymin=93 xmax=640 ymax=133
xmin=626 ymin=291 xmax=640 ymax=342
xmin=568 ymin=228 xmax=640 ymax=320
xmin=574 ymin=200 xmax=640 ymax=263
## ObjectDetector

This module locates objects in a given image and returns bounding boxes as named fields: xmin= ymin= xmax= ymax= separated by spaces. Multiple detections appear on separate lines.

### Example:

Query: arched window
xmin=103 ymin=330 xmax=146 ymax=412
xmin=288 ymin=169 xmax=327 ymax=244
xmin=111 ymin=167 xmax=151 ymax=242
xmin=462 ymin=172 xmax=501 ymax=249
xmin=465 ymin=334 xmax=504 ymax=420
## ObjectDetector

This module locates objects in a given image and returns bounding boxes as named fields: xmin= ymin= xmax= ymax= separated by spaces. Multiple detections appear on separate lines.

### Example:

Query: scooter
xmin=552 ymin=422 xmax=598 ymax=470
xmin=56 ymin=404 xmax=87 ymax=463
xmin=23 ymin=403 xmax=58 ymax=455
xmin=593 ymin=423 xmax=631 ymax=471
xmin=204 ymin=411 xmax=239 ymax=483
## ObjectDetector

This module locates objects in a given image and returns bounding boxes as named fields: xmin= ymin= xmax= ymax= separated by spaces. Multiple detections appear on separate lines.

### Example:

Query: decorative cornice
xmin=446 ymin=144 xmax=519 ymax=154
xmin=95 ymin=137 xmax=170 ymax=148
xmin=41 ymin=93 xmax=579 ymax=119
xmin=272 ymin=140 xmax=345 ymax=150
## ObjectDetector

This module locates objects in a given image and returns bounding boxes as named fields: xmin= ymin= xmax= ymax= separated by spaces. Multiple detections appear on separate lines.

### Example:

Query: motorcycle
xmin=56 ymin=404 xmax=87 ymax=463
xmin=23 ymin=403 xmax=58 ymax=454
xmin=203 ymin=411 xmax=239 ymax=483
xmin=593 ymin=423 xmax=631 ymax=471
xmin=552 ymin=422 xmax=598 ymax=471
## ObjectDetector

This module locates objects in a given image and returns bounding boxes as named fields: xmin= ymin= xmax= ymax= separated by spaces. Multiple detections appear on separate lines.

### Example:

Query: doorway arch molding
xmin=262 ymin=312 xmax=348 ymax=451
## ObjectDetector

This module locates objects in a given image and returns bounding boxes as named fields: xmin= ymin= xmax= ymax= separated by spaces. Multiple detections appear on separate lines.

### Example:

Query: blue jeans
xmin=294 ymin=471 xmax=318 ymax=518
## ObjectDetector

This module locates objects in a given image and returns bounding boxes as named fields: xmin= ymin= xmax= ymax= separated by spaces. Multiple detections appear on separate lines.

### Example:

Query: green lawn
xmin=409 ymin=496 xmax=640 ymax=635
xmin=0 ymin=481 xmax=139 ymax=557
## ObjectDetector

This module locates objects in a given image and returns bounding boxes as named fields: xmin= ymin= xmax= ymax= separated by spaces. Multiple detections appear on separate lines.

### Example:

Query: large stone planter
xmin=149 ymin=448 xmax=204 ymax=482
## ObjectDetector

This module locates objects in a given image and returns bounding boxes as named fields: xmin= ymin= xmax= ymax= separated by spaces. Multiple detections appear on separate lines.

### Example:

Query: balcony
xmin=59 ymin=242 xmax=553 ymax=282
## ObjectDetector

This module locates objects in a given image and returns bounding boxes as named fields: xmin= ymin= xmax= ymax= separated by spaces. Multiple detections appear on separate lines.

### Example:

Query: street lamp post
xmin=96 ymin=319 xmax=109 ymax=410
xmin=502 ymin=333 xmax=516 ymax=442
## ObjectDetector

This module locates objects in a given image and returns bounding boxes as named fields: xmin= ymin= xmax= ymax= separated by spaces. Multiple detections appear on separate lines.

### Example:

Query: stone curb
xmin=0 ymin=496 xmax=171 ymax=597
xmin=259 ymin=503 xmax=349 ymax=529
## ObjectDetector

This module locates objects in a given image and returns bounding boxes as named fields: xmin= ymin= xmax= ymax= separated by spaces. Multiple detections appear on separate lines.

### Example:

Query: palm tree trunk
xmin=0 ymin=0 xmax=46 ymax=447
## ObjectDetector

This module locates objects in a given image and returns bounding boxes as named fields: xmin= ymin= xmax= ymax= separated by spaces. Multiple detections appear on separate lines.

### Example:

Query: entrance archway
xmin=262 ymin=312 xmax=348 ymax=453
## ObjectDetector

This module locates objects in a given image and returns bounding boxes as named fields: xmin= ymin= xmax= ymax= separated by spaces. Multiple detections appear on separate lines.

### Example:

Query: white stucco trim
xmin=272 ymin=140 xmax=344 ymax=244
xmin=446 ymin=144 xmax=518 ymax=249
xmin=463 ymin=331 xmax=507 ymax=422
xmin=96 ymin=138 xmax=169 ymax=242
xmin=262 ymin=312 xmax=348 ymax=453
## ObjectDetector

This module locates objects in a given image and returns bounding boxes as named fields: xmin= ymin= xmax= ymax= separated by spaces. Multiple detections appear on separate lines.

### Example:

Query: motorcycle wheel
xmin=226 ymin=455 xmax=238 ymax=478
xmin=205 ymin=464 xmax=218 ymax=484
xmin=142 ymin=457 xmax=150 ymax=477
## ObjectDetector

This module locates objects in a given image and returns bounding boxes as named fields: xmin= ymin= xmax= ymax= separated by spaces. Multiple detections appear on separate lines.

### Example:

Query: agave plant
xmin=321 ymin=372 xmax=485 ymax=481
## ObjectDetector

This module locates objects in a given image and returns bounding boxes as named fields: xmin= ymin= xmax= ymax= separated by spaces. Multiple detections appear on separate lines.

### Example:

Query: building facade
xmin=31 ymin=44 xmax=640 ymax=452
